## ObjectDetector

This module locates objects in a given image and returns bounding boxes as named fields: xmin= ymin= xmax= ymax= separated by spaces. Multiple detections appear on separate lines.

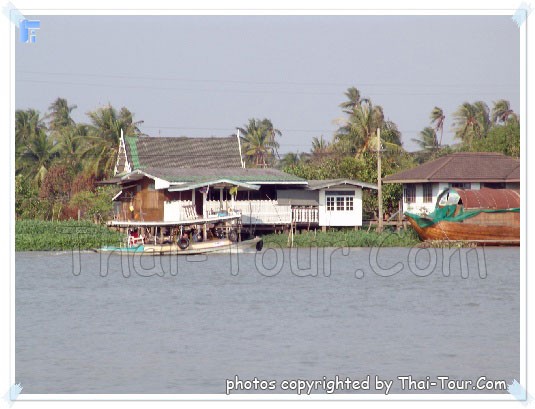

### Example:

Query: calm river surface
xmin=16 ymin=246 xmax=519 ymax=395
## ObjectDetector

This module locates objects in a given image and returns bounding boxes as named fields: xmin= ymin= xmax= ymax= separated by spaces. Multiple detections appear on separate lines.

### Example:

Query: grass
xmin=16 ymin=220 xmax=123 ymax=251
xmin=262 ymin=227 xmax=420 ymax=248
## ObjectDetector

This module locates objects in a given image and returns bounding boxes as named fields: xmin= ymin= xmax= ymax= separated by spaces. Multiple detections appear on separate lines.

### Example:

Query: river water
xmin=15 ymin=246 xmax=520 ymax=395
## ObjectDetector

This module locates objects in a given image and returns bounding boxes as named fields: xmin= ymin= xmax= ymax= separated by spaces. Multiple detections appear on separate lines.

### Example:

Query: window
xmin=327 ymin=196 xmax=335 ymax=211
xmin=148 ymin=182 xmax=155 ymax=191
xmin=449 ymin=182 xmax=471 ymax=189
xmin=422 ymin=183 xmax=433 ymax=203
xmin=404 ymin=185 xmax=416 ymax=203
xmin=326 ymin=191 xmax=355 ymax=211
xmin=481 ymin=182 xmax=506 ymax=189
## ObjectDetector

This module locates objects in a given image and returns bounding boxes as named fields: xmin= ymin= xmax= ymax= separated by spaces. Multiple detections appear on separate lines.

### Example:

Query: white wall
xmin=319 ymin=188 xmax=362 ymax=227
xmin=403 ymin=182 xmax=448 ymax=215
xmin=402 ymin=182 xmax=488 ymax=215
xmin=163 ymin=200 xmax=192 ymax=221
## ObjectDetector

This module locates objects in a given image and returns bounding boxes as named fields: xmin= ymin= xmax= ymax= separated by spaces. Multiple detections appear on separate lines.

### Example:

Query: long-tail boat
xmin=405 ymin=188 xmax=520 ymax=245
xmin=98 ymin=212 xmax=263 ymax=255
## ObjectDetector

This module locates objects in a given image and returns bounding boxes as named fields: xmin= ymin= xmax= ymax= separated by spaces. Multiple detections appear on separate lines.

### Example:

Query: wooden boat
xmin=98 ymin=212 xmax=264 ymax=255
xmin=405 ymin=188 xmax=520 ymax=246
xmin=98 ymin=237 xmax=263 ymax=255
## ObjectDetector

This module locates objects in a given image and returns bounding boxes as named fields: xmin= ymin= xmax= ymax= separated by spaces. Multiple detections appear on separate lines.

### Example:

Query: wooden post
xmin=202 ymin=191 xmax=208 ymax=241
xmin=377 ymin=128 xmax=383 ymax=233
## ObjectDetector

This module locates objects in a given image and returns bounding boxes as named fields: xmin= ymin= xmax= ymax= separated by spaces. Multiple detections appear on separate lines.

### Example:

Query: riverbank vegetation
xmin=263 ymin=228 xmax=420 ymax=248
xmin=16 ymin=220 xmax=123 ymax=251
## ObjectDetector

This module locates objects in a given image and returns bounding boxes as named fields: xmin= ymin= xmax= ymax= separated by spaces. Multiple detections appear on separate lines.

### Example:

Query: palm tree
xmin=280 ymin=152 xmax=300 ymax=167
xmin=18 ymin=130 xmax=58 ymax=186
xmin=237 ymin=118 xmax=281 ymax=167
xmin=452 ymin=101 xmax=490 ymax=147
xmin=381 ymin=120 xmax=403 ymax=149
xmin=474 ymin=101 xmax=491 ymax=137
xmin=412 ymin=127 xmax=438 ymax=151
xmin=16 ymin=109 xmax=46 ymax=147
xmin=339 ymin=86 xmax=362 ymax=114
xmin=15 ymin=109 xmax=47 ymax=174
xmin=55 ymin=126 xmax=87 ymax=173
xmin=491 ymin=99 xmax=518 ymax=124
xmin=335 ymin=87 xmax=404 ymax=157
xmin=85 ymin=105 xmax=144 ymax=177
xmin=335 ymin=99 xmax=380 ymax=155
xmin=310 ymin=135 xmax=330 ymax=159
xmin=47 ymin=98 xmax=77 ymax=133
xmin=430 ymin=107 xmax=445 ymax=146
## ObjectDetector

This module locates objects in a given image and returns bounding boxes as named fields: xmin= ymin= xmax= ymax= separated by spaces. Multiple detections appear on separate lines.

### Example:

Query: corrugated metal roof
xmin=455 ymin=188 xmax=520 ymax=210
xmin=306 ymin=179 xmax=377 ymax=190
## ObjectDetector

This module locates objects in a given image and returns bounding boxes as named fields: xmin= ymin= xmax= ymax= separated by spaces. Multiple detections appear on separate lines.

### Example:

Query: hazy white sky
xmin=16 ymin=15 xmax=520 ymax=153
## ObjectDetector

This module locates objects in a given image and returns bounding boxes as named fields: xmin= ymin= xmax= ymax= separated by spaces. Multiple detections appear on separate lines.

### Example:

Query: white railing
xmin=292 ymin=206 xmax=319 ymax=223
xmin=205 ymin=200 xmax=292 ymax=224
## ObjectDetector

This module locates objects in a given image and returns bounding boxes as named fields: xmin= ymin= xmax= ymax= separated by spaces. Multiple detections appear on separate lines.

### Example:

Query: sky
xmin=15 ymin=15 xmax=520 ymax=154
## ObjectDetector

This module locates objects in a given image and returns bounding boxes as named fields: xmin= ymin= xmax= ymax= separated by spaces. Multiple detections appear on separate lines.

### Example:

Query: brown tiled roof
xmin=124 ymin=135 xmax=242 ymax=169
xmin=384 ymin=152 xmax=520 ymax=183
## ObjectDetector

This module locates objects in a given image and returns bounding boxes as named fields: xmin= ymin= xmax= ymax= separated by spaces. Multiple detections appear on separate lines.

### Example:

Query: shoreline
xmin=15 ymin=220 xmax=421 ymax=251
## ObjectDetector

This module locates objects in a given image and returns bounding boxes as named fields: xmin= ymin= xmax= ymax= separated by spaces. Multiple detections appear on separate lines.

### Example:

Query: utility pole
xmin=377 ymin=127 xmax=383 ymax=233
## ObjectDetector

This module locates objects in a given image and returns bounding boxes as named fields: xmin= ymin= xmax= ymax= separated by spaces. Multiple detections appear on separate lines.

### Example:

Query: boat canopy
xmin=437 ymin=187 xmax=520 ymax=210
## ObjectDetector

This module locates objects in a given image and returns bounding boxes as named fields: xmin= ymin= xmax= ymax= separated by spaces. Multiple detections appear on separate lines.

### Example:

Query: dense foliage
xmin=15 ymin=98 xmax=143 ymax=221
xmin=16 ymin=220 xmax=123 ymax=251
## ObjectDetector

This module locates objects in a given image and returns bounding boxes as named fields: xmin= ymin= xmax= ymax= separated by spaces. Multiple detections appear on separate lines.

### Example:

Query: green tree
xmin=47 ymin=97 xmax=77 ymax=133
xmin=469 ymin=120 xmax=520 ymax=157
xmin=85 ymin=105 xmax=144 ymax=177
xmin=310 ymin=135 xmax=331 ymax=160
xmin=237 ymin=118 xmax=281 ymax=167
xmin=339 ymin=86 xmax=362 ymax=114
xmin=452 ymin=101 xmax=491 ymax=147
xmin=15 ymin=109 xmax=47 ymax=172
xmin=491 ymin=99 xmax=517 ymax=125
xmin=280 ymin=152 xmax=300 ymax=168
xmin=69 ymin=186 xmax=116 ymax=223
xmin=412 ymin=127 xmax=438 ymax=151
xmin=430 ymin=106 xmax=445 ymax=146
xmin=18 ymin=130 xmax=58 ymax=186
xmin=335 ymin=96 xmax=402 ymax=157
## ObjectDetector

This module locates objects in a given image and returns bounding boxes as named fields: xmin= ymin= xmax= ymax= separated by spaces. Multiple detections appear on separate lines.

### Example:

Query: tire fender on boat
xmin=229 ymin=230 xmax=238 ymax=243
xmin=178 ymin=237 xmax=190 ymax=250
xmin=256 ymin=239 xmax=264 ymax=251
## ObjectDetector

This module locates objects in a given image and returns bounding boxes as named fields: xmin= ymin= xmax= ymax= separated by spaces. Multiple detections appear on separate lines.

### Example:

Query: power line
xmin=16 ymin=78 xmax=519 ymax=96
xmin=17 ymin=70 xmax=519 ymax=88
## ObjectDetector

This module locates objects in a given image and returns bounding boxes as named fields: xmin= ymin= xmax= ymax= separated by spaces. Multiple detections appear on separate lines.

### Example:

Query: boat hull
xmin=406 ymin=216 xmax=520 ymax=246
xmin=97 ymin=237 xmax=263 ymax=255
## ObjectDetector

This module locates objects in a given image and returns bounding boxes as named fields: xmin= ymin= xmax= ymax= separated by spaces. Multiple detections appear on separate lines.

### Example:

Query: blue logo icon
xmin=20 ymin=19 xmax=40 ymax=43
